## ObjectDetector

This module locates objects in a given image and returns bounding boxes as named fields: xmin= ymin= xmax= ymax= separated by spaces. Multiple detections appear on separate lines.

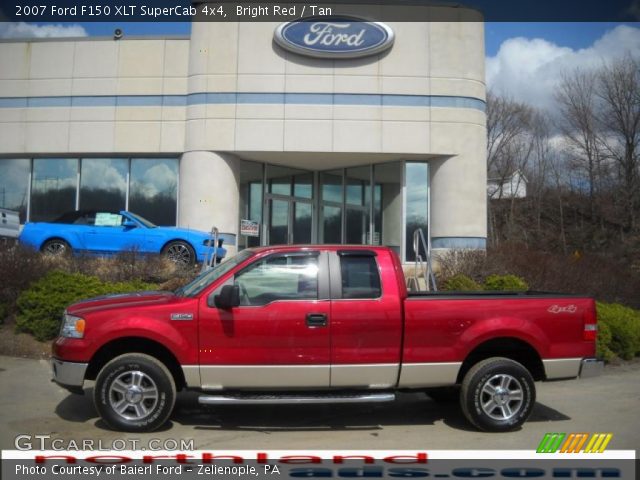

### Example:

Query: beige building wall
xmin=0 ymin=38 xmax=189 ymax=154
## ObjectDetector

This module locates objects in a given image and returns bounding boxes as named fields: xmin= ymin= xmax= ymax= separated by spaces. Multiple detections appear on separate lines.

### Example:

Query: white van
xmin=0 ymin=208 xmax=20 ymax=242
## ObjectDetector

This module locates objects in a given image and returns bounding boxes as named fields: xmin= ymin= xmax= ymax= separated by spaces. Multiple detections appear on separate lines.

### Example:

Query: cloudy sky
xmin=1 ymin=21 xmax=639 ymax=115
xmin=486 ymin=22 xmax=640 ymax=111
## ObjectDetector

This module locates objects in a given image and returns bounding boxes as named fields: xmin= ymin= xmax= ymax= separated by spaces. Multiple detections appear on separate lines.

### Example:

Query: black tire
xmin=94 ymin=353 xmax=176 ymax=432
xmin=41 ymin=238 xmax=71 ymax=257
xmin=162 ymin=241 xmax=196 ymax=266
xmin=426 ymin=386 xmax=460 ymax=403
xmin=460 ymin=357 xmax=535 ymax=432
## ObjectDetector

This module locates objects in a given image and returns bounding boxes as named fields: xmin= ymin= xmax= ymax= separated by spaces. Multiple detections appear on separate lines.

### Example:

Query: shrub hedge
xmin=596 ymin=302 xmax=640 ymax=361
xmin=442 ymin=274 xmax=483 ymax=291
xmin=15 ymin=270 xmax=156 ymax=341
xmin=484 ymin=274 xmax=529 ymax=291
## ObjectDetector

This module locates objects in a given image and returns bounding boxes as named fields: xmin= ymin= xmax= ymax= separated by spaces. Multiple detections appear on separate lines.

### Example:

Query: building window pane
xmin=0 ymin=159 xmax=30 ymax=223
xmin=239 ymin=161 xmax=264 ymax=249
xmin=31 ymin=158 xmax=78 ymax=222
xmin=321 ymin=205 xmax=341 ymax=243
xmin=374 ymin=162 xmax=402 ymax=255
xmin=79 ymin=158 xmax=127 ymax=212
xmin=345 ymin=166 xmax=371 ymax=245
xmin=293 ymin=173 xmax=313 ymax=199
xmin=293 ymin=202 xmax=312 ymax=243
xmin=267 ymin=165 xmax=293 ymax=196
xmin=129 ymin=158 xmax=178 ymax=226
xmin=321 ymin=170 xmax=342 ymax=203
xmin=405 ymin=162 xmax=429 ymax=262
xmin=268 ymin=198 xmax=289 ymax=245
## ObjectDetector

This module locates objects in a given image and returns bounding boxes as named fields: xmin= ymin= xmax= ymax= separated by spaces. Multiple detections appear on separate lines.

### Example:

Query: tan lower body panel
xmin=181 ymin=365 xmax=201 ymax=388
xmin=398 ymin=362 xmax=462 ymax=388
xmin=192 ymin=362 xmax=462 ymax=390
xmin=543 ymin=358 xmax=582 ymax=379
xmin=199 ymin=365 xmax=330 ymax=390
xmin=330 ymin=364 xmax=400 ymax=389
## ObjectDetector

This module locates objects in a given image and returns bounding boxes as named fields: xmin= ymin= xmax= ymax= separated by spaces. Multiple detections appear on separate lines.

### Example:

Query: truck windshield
xmin=175 ymin=250 xmax=255 ymax=297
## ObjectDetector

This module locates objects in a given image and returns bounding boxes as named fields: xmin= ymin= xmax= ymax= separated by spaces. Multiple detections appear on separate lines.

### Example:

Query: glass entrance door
xmin=268 ymin=198 xmax=289 ymax=245
xmin=264 ymin=165 xmax=314 ymax=245
xmin=266 ymin=198 xmax=313 ymax=245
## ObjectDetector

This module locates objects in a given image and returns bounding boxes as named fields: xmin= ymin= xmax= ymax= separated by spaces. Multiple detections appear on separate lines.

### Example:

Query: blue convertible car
xmin=18 ymin=210 xmax=226 ymax=266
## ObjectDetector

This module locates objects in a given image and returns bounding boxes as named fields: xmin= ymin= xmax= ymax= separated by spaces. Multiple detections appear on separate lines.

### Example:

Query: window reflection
xmin=345 ymin=166 xmax=371 ymax=245
xmin=80 ymin=158 xmax=127 ymax=212
xmin=321 ymin=170 xmax=342 ymax=204
xmin=293 ymin=202 xmax=312 ymax=243
xmin=239 ymin=161 xmax=264 ymax=249
xmin=267 ymin=165 xmax=293 ymax=196
xmin=0 ymin=159 xmax=30 ymax=223
xmin=31 ymin=158 xmax=78 ymax=222
xmin=405 ymin=162 xmax=429 ymax=262
xmin=374 ymin=162 xmax=402 ymax=255
xmin=321 ymin=205 xmax=341 ymax=243
xmin=129 ymin=158 xmax=178 ymax=226
xmin=293 ymin=173 xmax=313 ymax=199
xmin=268 ymin=199 xmax=289 ymax=245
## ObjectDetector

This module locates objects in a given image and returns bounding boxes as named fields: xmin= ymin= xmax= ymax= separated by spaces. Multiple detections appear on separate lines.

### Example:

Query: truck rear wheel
xmin=94 ymin=353 xmax=176 ymax=432
xmin=460 ymin=357 xmax=535 ymax=432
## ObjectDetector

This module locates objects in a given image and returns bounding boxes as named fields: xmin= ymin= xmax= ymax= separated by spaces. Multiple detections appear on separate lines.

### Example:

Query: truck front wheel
xmin=94 ymin=353 xmax=176 ymax=432
xmin=460 ymin=357 xmax=535 ymax=432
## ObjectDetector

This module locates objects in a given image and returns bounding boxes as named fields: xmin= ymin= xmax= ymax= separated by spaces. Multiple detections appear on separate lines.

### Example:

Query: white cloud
xmin=81 ymin=160 xmax=127 ymax=192
xmin=134 ymin=163 xmax=177 ymax=198
xmin=0 ymin=22 xmax=87 ymax=39
xmin=486 ymin=25 xmax=640 ymax=112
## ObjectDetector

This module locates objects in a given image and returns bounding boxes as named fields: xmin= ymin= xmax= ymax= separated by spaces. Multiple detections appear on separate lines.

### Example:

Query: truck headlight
xmin=60 ymin=313 xmax=85 ymax=339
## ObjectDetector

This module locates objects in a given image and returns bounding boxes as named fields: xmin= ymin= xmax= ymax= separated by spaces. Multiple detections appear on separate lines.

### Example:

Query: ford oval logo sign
xmin=274 ymin=16 xmax=394 ymax=59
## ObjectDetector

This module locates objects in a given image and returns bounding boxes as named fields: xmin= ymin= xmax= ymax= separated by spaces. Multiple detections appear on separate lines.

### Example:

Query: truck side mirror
xmin=214 ymin=285 xmax=240 ymax=309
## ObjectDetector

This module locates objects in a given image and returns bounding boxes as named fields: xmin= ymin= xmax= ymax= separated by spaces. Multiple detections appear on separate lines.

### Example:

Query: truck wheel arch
xmin=457 ymin=337 xmax=545 ymax=383
xmin=85 ymin=337 xmax=186 ymax=391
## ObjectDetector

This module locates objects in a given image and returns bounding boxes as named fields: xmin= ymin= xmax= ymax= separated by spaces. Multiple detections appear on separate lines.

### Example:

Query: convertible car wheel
xmin=42 ymin=238 xmax=71 ymax=257
xmin=162 ymin=241 xmax=195 ymax=266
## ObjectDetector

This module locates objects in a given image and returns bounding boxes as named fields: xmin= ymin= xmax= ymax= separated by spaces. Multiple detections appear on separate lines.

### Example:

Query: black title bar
xmin=0 ymin=0 xmax=638 ymax=22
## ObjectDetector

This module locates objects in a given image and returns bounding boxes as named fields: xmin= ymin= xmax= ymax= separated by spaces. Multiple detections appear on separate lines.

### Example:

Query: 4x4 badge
xmin=170 ymin=313 xmax=194 ymax=321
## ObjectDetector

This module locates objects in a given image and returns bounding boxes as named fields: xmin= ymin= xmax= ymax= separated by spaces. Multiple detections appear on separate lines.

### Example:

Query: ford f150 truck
xmin=51 ymin=245 xmax=603 ymax=433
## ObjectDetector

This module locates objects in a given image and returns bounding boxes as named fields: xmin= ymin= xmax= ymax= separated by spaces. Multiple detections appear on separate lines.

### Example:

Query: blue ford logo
xmin=274 ymin=16 xmax=394 ymax=59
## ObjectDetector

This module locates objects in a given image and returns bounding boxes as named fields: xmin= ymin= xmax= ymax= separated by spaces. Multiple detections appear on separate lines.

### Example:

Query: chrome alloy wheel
xmin=43 ymin=240 xmax=68 ymax=255
xmin=479 ymin=374 xmax=524 ymax=421
xmin=166 ymin=243 xmax=192 ymax=265
xmin=108 ymin=371 xmax=159 ymax=421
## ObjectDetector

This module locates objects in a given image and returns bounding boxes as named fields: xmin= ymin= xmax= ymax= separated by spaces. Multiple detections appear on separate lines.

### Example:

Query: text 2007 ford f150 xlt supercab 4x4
xmin=51 ymin=245 xmax=603 ymax=432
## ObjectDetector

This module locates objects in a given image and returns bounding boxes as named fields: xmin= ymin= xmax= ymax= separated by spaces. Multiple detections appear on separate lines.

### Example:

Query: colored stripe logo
xmin=537 ymin=433 xmax=613 ymax=453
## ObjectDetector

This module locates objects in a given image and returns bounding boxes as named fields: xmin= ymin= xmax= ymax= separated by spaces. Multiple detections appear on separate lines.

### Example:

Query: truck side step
xmin=198 ymin=392 xmax=395 ymax=405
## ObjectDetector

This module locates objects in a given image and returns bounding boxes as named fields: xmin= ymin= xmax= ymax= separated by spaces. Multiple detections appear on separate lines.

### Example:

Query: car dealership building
xmin=0 ymin=4 xmax=487 ymax=262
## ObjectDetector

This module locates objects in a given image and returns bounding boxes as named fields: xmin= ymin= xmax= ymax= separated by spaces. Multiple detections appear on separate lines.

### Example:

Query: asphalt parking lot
xmin=0 ymin=355 xmax=638 ymax=452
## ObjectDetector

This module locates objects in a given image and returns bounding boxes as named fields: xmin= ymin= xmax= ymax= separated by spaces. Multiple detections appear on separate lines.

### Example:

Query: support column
xmin=429 ymin=152 xmax=487 ymax=252
xmin=178 ymin=151 xmax=240 ymax=256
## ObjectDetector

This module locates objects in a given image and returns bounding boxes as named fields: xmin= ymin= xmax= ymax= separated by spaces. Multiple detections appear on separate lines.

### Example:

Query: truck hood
xmin=66 ymin=291 xmax=179 ymax=316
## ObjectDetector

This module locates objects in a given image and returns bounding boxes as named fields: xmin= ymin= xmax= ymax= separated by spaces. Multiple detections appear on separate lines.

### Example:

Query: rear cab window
xmin=338 ymin=251 xmax=382 ymax=299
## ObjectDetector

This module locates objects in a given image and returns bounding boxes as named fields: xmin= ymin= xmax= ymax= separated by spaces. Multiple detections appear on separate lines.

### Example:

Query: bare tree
xmin=486 ymin=91 xmax=536 ymax=243
xmin=555 ymin=69 xmax=604 ymax=219
xmin=597 ymin=55 xmax=640 ymax=231
xmin=527 ymin=110 xmax=554 ymax=236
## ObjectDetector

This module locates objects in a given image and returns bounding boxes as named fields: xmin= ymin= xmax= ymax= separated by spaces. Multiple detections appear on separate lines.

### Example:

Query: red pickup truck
xmin=51 ymin=245 xmax=602 ymax=433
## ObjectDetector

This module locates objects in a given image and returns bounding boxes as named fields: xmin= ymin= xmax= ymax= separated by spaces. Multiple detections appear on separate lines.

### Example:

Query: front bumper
xmin=579 ymin=358 xmax=604 ymax=378
xmin=51 ymin=358 xmax=88 ymax=394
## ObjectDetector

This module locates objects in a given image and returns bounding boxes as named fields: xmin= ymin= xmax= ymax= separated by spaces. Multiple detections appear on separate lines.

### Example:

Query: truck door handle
xmin=306 ymin=313 xmax=328 ymax=328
